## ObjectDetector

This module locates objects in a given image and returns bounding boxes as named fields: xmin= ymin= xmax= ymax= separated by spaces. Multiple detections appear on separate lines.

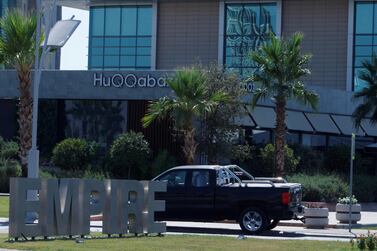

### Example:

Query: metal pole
xmin=28 ymin=0 xmax=56 ymax=179
xmin=349 ymin=133 xmax=356 ymax=233
xmin=27 ymin=0 xmax=42 ymax=179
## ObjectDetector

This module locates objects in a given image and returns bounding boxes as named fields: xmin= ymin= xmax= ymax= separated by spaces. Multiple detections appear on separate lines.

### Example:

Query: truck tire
xmin=239 ymin=207 xmax=268 ymax=234
xmin=266 ymin=219 xmax=280 ymax=230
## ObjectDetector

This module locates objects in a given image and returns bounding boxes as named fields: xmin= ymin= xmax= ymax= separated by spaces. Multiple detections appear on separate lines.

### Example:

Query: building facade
xmin=0 ymin=0 xmax=377 ymax=158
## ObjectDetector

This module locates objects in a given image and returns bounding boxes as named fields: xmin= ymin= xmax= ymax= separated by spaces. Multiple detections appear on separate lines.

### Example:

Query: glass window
xmin=192 ymin=170 xmax=210 ymax=187
xmin=89 ymin=6 xmax=152 ymax=70
xmin=91 ymin=8 xmax=104 ymax=36
xmin=224 ymin=3 xmax=277 ymax=76
xmin=104 ymin=55 xmax=119 ymax=67
xmin=252 ymin=129 xmax=271 ymax=145
xmin=90 ymin=55 xmax=103 ymax=67
xmin=158 ymin=170 xmax=187 ymax=187
xmin=353 ymin=2 xmax=377 ymax=91
xmin=120 ymin=56 xmax=136 ymax=67
xmin=355 ymin=3 xmax=373 ymax=34
xmin=122 ymin=7 xmax=137 ymax=36
xmin=138 ymin=7 xmax=152 ymax=36
xmin=105 ymin=7 xmax=121 ymax=36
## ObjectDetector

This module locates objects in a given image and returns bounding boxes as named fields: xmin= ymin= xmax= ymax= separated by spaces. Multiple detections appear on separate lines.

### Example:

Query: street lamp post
xmin=27 ymin=0 xmax=80 ymax=211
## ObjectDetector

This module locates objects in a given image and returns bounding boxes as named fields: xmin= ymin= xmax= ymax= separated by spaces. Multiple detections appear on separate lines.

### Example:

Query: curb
xmin=278 ymin=222 xmax=377 ymax=229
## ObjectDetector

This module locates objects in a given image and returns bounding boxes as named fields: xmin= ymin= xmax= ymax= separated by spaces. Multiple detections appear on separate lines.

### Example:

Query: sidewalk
xmin=281 ymin=211 xmax=377 ymax=228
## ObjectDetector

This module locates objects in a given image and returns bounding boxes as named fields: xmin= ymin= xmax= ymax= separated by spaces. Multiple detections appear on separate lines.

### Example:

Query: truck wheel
xmin=239 ymin=207 xmax=268 ymax=234
xmin=266 ymin=219 xmax=280 ymax=230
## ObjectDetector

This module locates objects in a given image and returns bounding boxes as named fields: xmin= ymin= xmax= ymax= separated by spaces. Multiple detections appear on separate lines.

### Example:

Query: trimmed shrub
xmin=108 ymin=131 xmax=151 ymax=179
xmin=0 ymin=158 xmax=21 ymax=192
xmin=287 ymin=174 xmax=348 ymax=202
xmin=260 ymin=144 xmax=300 ymax=175
xmin=52 ymin=138 xmax=99 ymax=171
xmin=151 ymin=150 xmax=177 ymax=178
xmin=0 ymin=137 xmax=18 ymax=160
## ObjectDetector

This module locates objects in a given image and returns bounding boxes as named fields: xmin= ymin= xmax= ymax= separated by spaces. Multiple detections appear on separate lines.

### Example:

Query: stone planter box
xmin=304 ymin=208 xmax=329 ymax=228
xmin=336 ymin=203 xmax=361 ymax=224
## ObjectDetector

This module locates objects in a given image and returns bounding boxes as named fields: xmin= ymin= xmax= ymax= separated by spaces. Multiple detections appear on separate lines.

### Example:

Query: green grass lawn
xmin=0 ymin=234 xmax=351 ymax=251
xmin=0 ymin=196 xmax=8 ymax=218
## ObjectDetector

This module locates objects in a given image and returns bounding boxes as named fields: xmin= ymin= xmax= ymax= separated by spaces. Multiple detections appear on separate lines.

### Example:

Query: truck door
xmin=154 ymin=169 xmax=189 ymax=220
xmin=184 ymin=169 xmax=216 ymax=221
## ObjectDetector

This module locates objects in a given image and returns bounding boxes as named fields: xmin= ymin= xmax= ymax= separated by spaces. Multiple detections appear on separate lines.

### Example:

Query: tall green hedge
xmin=287 ymin=174 xmax=348 ymax=202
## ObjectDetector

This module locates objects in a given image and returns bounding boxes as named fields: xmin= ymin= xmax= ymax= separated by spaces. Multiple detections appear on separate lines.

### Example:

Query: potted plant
xmin=304 ymin=202 xmax=329 ymax=229
xmin=336 ymin=195 xmax=361 ymax=224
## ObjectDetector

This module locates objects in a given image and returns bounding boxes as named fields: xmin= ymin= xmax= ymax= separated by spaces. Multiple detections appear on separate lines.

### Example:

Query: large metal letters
xmin=9 ymin=178 xmax=167 ymax=238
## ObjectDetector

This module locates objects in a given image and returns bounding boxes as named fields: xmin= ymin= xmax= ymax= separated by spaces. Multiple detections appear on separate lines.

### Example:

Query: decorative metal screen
xmin=224 ymin=3 xmax=276 ymax=76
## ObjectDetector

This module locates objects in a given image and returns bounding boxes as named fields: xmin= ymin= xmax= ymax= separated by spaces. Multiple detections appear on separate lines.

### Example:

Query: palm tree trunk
xmin=275 ymin=98 xmax=286 ymax=177
xmin=182 ymin=126 xmax=197 ymax=164
xmin=17 ymin=68 xmax=33 ymax=177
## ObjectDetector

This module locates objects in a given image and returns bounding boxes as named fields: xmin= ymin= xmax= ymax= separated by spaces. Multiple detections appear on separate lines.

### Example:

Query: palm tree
xmin=249 ymin=33 xmax=318 ymax=176
xmin=0 ymin=11 xmax=38 ymax=176
xmin=353 ymin=56 xmax=377 ymax=128
xmin=142 ymin=67 xmax=228 ymax=164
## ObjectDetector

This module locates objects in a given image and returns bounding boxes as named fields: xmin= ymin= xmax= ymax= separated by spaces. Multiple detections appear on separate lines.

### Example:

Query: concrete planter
xmin=304 ymin=208 xmax=329 ymax=228
xmin=336 ymin=203 xmax=361 ymax=224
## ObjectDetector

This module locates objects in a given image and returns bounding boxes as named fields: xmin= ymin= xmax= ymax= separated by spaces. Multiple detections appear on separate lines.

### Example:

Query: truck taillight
xmin=281 ymin=192 xmax=291 ymax=205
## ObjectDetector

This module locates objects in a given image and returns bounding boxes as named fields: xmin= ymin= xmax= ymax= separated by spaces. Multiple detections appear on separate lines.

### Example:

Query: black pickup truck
xmin=153 ymin=165 xmax=303 ymax=234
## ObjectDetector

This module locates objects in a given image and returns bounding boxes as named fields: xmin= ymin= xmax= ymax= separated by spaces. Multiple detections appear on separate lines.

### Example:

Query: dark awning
xmin=305 ymin=113 xmax=340 ymax=134
xmin=286 ymin=111 xmax=313 ymax=132
xmin=246 ymin=106 xmax=276 ymax=129
xmin=331 ymin=115 xmax=364 ymax=136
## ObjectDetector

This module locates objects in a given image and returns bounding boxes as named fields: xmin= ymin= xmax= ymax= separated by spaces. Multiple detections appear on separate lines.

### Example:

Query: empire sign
xmin=9 ymin=178 xmax=167 ymax=239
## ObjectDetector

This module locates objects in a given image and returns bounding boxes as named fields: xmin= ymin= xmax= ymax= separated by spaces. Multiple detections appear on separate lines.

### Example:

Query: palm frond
xmin=142 ymin=97 xmax=174 ymax=128
xmin=0 ymin=10 xmax=38 ymax=68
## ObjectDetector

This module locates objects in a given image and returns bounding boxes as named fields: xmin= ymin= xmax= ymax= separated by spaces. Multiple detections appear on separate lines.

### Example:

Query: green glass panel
xmin=136 ymin=47 xmax=151 ymax=55
xmin=105 ymin=38 xmax=120 ymax=46
xmin=137 ymin=37 xmax=151 ymax=46
xmin=355 ymin=35 xmax=373 ymax=45
xmin=120 ymin=47 xmax=136 ymax=55
xmin=90 ymin=55 xmax=103 ymax=67
xmin=104 ymin=55 xmax=119 ymax=67
xmin=120 ymin=56 xmax=136 ymax=67
xmin=122 ymin=7 xmax=137 ymax=36
xmin=105 ymin=7 xmax=121 ymax=36
xmin=91 ymin=8 xmax=104 ymax=36
xmin=355 ymin=46 xmax=372 ymax=57
xmin=90 ymin=47 xmax=103 ymax=56
xmin=138 ymin=7 xmax=152 ymax=36
xmin=136 ymin=56 xmax=151 ymax=67
xmin=121 ymin=37 xmax=136 ymax=46
xmin=355 ymin=3 xmax=373 ymax=34
xmin=91 ymin=37 xmax=104 ymax=47
xmin=104 ymin=47 xmax=119 ymax=55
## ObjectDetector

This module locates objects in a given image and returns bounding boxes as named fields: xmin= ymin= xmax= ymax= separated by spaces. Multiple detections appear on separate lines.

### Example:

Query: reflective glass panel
xmin=91 ymin=8 xmax=104 ymax=36
xmin=105 ymin=7 xmax=121 ymax=36
xmin=122 ymin=7 xmax=137 ymax=36
xmin=225 ymin=3 xmax=276 ymax=76
xmin=353 ymin=2 xmax=377 ymax=91
xmin=355 ymin=3 xmax=373 ymax=34
xmin=138 ymin=7 xmax=152 ymax=36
